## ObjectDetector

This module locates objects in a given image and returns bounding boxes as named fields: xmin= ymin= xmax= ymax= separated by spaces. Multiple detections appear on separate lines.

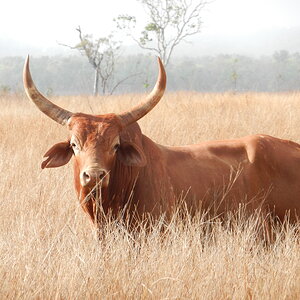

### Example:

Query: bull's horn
xmin=118 ymin=57 xmax=166 ymax=127
xmin=23 ymin=55 xmax=73 ymax=125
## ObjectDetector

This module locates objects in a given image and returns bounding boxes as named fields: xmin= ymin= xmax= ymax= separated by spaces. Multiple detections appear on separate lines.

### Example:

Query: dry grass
xmin=0 ymin=92 xmax=300 ymax=299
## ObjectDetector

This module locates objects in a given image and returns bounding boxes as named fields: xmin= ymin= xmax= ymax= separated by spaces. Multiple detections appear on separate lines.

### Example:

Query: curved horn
xmin=118 ymin=57 xmax=166 ymax=127
xmin=23 ymin=55 xmax=73 ymax=125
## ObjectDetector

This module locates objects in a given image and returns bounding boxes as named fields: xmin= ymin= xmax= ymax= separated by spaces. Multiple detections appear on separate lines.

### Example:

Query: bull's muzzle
xmin=80 ymin=168 xmax=109 ymax=188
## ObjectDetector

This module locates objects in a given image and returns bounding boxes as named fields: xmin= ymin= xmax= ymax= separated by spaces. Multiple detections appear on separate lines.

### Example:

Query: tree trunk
xmin=93 ymin=69 xmax=99 ymax=96
xmin=102 ymin=79 xmax=107 ymax=95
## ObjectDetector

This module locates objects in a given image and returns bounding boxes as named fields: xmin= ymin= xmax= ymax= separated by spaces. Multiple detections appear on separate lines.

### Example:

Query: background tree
xmin=273 ymin=50 xmax=289 ymax=91
xmin=61 ymin=26 xmax=121 ymax=96
xmin=231 ymin=58 xmax=239 ymax=92
xmin=116 ymin=0 xmax=209 ymax=66
xmin=4 ymin=52 xmax=300 ymax=94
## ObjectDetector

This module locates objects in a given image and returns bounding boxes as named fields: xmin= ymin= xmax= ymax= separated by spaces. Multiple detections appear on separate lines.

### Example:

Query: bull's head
xmin=23 ymin=56 xmax=166 ymax=221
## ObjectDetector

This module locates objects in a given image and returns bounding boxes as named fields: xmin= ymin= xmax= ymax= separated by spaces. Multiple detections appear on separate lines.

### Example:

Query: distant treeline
xmin=1 ymin=50 xmax=300 ymax=95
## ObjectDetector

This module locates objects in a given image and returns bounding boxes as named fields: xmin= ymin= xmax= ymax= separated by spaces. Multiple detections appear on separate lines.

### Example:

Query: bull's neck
xmin=101 ymin=159 xmax=140 ymax=216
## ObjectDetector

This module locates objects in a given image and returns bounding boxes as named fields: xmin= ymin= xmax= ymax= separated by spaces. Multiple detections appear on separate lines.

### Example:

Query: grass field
xmin=0 ymin=92 xmax=299 ymax=299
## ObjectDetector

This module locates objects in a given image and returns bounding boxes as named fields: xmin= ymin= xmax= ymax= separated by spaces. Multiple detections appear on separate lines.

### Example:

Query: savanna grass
xmin=0 ymin=92 xmax=299 ymax=299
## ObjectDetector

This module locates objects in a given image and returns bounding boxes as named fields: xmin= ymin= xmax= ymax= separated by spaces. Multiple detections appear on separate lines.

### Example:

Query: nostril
xmin=99 ymin=170 xmax=106 ymax=180
xmin=83 ymin=171 xmax=91 ymax=183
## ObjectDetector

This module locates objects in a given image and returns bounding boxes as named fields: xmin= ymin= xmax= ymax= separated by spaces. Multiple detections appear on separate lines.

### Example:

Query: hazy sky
xmin=1 ymin=0 xmax=300 ymax=50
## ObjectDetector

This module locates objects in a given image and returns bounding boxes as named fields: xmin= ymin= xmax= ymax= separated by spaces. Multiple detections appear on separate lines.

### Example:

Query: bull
xmin=23 ymin=57 xmax=300 ymax=226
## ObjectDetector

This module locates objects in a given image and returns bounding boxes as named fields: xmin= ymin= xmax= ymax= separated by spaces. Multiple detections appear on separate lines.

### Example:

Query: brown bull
xmin=23 ymin=57 xmax=300 ymax=225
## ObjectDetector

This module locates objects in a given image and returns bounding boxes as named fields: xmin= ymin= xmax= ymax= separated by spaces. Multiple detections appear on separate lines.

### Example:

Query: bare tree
xmin=61 ymin=26 xmax=121 ymax=96
xmin=116 ymin=0 xmax=209 ymax=66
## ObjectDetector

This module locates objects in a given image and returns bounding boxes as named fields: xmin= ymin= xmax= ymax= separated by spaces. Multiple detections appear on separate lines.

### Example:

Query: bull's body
xmin=23 ymin=56 xmax=300 ymax=226
xmin=93 ymin=123 xmax=300 ymax=222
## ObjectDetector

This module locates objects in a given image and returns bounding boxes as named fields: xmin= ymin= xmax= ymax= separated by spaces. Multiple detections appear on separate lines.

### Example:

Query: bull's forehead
xmin=67 ymin=113 xmax=122 ymax=146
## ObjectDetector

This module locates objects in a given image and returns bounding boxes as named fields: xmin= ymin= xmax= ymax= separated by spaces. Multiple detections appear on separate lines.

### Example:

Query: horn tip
xmin=25 ymin=55 xmax=30 ymax=66
xmin=156 ymin=56 xmax=166 ymax=86
xmin=23 ymin=55 xmax=31 ymax=87
xmin=156 ymin=56 xmax=165 ymax=74
xmin=156 ymin=56 xmax=162 ymax=64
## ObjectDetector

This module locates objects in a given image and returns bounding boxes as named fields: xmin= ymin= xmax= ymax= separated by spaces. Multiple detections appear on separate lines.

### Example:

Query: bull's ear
xmin=41 ymin=141 xmax=73 ymax=169
xmin=117 ymin=142 xmax=146 ymax=167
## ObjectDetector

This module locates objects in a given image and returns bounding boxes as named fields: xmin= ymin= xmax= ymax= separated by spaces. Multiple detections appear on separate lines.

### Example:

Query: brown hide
xmin=163 ymin=134 xmax=300 ymax=220
xmin=74 ymin=120 xmax=300 ymax=223
xmin=128 ymin=132 xmax=300 ymax=222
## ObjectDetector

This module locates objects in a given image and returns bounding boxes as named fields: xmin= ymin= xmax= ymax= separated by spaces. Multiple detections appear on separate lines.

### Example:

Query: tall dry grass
xmin=0 ymin=92 xmax=299 ymax=299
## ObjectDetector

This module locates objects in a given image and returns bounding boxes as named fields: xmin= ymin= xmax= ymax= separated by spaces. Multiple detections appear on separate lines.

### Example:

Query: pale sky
xmin=1 ymin=0 xmax=300 ymax=50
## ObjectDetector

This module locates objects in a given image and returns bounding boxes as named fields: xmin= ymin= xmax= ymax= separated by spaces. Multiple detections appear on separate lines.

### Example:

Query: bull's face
xmin=41 ymin=113 xmax=146 ymax=193
xmin=68 ymin=115 xmax=120 ymax=189
xmin=23 ymin=56 xmax=166 ymax=220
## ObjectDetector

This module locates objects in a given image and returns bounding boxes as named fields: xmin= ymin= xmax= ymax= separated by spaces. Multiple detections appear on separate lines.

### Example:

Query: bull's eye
xmin=70 ymin=142 xmax=80 ymax=153
xmin=113 ymin=143 xmax=120 ymax=152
